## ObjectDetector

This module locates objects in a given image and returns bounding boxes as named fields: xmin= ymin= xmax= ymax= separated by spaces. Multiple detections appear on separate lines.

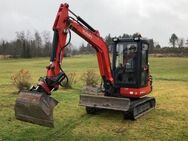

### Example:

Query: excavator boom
xmin=15 ymin=3 xmax=114 ymax=127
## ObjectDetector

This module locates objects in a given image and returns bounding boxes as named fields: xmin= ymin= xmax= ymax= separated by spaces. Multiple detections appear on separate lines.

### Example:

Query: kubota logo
xmin=82 ymin=29 xmax=92 ymax=39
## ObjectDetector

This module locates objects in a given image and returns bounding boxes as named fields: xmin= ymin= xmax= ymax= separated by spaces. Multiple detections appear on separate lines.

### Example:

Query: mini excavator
xmin=15 ymin=3 xmax=155 ymax=127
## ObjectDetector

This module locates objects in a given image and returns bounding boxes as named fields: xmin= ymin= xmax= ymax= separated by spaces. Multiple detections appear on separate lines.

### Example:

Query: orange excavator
xmin=15 ymin=3 xmax=155 ymax=127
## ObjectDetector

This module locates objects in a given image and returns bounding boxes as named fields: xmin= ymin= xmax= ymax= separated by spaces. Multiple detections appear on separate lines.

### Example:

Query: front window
xmin=116 ymin=42 xmax=137 ymax=71
xmin=115 ymin=42 xmax=138 ymax=85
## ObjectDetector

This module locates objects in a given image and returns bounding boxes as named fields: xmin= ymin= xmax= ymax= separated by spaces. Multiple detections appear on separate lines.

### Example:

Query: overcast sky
xmin=0 ymin=0 xmax=188 ymax=46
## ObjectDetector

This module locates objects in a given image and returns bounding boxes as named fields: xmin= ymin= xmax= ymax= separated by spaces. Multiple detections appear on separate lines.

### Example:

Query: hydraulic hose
xmin=58 ymin=29 xmax=72 ymax=87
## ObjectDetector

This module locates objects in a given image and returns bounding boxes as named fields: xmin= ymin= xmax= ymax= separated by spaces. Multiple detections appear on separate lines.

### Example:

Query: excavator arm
xmin=38 ymin=3 xmax=114 ymax=95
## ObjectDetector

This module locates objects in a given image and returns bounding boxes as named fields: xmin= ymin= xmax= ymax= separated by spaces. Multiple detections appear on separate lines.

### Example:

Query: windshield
xmin=116 ymin=42 xmax=138 ymax=71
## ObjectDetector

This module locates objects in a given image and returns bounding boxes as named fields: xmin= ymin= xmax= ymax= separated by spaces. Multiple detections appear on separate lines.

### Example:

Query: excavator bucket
xmin=15 ymin=91 xmax=58 ymax=128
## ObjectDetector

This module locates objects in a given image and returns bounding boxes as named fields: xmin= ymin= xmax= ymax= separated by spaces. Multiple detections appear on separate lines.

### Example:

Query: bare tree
xmin=105 ymin=34 xmax=113 ymax=45
xmin=169 ymin=33 xmax=178 ymax=48
xmin=16 ymin=31 xmax=26 ymax=58
xmin=42 ymin=31 xmax=52 ymax=56
xmin=185 ymin=39 xmax=188 ymax=47
xmin=34 ymin=31 xmax=42 ymax=56
xmin=0 ymin=40 xmax=6 ymax=55
xmin=177 ymin=38 xmax=184 ymax=48
xmin=148 ymin=39 xmax=154 ymax=53
xmin=16 ymin=31 xmax=25 ymax=41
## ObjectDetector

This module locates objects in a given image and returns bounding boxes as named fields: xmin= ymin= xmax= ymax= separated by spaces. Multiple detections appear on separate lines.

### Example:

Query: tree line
xmin=105 ymin=33 xmax=188 ymax=56
xmin=0 ymin=31 xmax=188 ymax=58
xmin=0 ymin=31 xmax=52 ymax=58
xmin=0 ymin=30 xmax=96 ymax=58
xmin=169 ymin=33 xmax=188 ymax=48
xmin=151 ymin=33 xmax=188 ymax=56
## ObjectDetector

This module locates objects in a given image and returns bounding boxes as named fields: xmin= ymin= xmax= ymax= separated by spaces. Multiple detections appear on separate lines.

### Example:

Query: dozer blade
xmin=15 ymin=91 xmax=58 ymax=128
xmin=80 ymin=94 xmax=130 ymax=111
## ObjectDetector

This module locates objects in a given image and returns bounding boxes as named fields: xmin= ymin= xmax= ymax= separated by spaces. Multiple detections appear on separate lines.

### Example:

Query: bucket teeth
xmin=15 ymin=91 xmax=58 ymax=128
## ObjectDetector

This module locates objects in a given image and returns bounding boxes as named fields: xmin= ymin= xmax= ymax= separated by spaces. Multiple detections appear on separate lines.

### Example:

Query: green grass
xmin=0 ymin=55 xmax=188 ymax=141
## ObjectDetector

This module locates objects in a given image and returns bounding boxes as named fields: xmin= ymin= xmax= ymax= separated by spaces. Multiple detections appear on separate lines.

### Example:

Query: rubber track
xmin=124 ymin=97 xmax=156 ymax=120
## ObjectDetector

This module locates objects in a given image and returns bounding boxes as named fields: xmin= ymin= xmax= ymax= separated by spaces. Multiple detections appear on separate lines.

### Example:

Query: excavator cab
xmin=112 ymin=35 xmax=150 ymax=91
xmin=80 ymin=35 xmax=155 ymax=119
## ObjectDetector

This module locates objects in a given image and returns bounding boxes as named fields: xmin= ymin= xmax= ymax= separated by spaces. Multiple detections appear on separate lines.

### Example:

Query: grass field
xmin=0 ymin=55 xmax=188 ymax=141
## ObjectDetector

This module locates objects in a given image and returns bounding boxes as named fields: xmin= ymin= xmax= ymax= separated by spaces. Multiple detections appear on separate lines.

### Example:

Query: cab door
xmin=140 ymin=43 xmax=149 ymax=87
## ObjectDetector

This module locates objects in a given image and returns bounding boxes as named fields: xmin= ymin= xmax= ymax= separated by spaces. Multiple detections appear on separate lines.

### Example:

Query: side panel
xmin=120 ymin=79 xmax=152 ymax=98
